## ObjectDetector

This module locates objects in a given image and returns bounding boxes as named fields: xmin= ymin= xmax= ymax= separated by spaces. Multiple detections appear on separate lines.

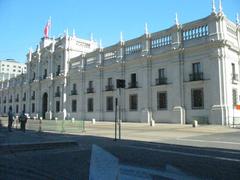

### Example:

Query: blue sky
xmin=0 ymin=0 xmax=239 ymax=63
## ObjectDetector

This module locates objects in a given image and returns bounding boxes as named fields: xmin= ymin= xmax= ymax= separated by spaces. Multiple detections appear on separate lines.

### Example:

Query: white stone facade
xmin=0 ymin=11 xmax=240 ymax=125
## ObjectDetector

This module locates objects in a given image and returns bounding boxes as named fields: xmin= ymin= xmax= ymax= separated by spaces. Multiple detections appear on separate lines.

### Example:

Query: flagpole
xmin=49 ymin=16 xmax=52 ymax=38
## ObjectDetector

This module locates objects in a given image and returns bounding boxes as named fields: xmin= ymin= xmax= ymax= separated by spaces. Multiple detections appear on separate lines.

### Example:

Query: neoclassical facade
xmin=1 ymin=8 xmax=240 ymax=125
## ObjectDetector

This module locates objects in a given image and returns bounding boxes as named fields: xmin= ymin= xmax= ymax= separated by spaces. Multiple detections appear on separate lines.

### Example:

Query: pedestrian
xmin=19 ymin=110 xmax=27 ymax=132
xmin=8 ymin=107 xmax=14 ymax=132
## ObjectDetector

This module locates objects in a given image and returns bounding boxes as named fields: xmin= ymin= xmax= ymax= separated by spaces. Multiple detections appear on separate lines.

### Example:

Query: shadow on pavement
xmin=0 ymin=126 xmax=240 ymax=180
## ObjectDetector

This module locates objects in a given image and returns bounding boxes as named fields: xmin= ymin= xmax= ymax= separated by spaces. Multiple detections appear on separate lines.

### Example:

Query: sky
xmin=0 ymin=0 xmax=239 ymax=63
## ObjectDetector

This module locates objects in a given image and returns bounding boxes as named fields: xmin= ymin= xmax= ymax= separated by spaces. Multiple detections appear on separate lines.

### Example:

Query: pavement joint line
xmin=176 ymin=138 xmax=240 ymax=145
xmin=119 ymin=144 xmax=240 ymax=163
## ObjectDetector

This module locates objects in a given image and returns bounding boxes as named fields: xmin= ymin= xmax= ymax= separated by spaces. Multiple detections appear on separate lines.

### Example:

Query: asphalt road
xmin=1 ymin=131 xmax=240 ymax=179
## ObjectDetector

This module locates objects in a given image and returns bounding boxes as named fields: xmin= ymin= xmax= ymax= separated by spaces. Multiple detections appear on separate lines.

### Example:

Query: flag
xmin=44 ymin=18 xmax=51 ymax=38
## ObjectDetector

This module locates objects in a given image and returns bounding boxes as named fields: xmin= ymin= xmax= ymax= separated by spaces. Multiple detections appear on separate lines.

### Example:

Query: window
xmin=190 ymin=62 xmax=203 ymax=81
xmin=156 ymin=68 xmax=167 ymax=85
xmin=106 ymin=96 xmax=113 ymax=111
xmin=233 ymin=89 xmax=237 ymax=107
xmin=88 ymin=81 xmax=93 ymax=88
xmin=129 ymin=94 xmax=138 ymax=111
xmin=72 ymin=100 xmax=77 ymax=112
xmin=157 ymin=92 xmax=167 ymax=109
xmin=56 ymin=65 xmax=61 ymax=75
xmin=129 ymin=73 xmax=137 ymax=88
xmin=71 ymin=84 xmax=77 ymax=95
xmin=108 ymin=78 xmax=113 ymax=86
xmin=16 ymin=105 xmax=18 ymax=114
xmin=23 ymin=104 xmax=26 ymax=112
xmin=192 ymin=62 xmax=201 ymax=74
xmin=4 ymin=106 xmax=6 ymax=113
xmin=32 ymin=103 xmax=35 ymax=113
xmin=158 ymin=69 xmax=165 ymax=79
xmin=88 ymin=98 xmax=94 ymax=112
xmin=191 ymin=88 xmax=204 ymax=109
xmin=43 ymin=69 xmax=47 ymax=79
xmin=231 ymin=63 xmax=238 ymax=81
xmin=56 ymin=101 xmax=60 ymax=112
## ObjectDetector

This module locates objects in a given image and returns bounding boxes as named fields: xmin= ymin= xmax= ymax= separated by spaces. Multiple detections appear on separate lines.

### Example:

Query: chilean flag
xmin=44 ymin=18 xmax=51 ymax=38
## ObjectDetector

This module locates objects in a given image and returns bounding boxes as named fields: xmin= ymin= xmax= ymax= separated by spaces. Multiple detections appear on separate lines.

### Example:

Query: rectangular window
xmin=72 ymin=100 xmax=77 ymax=112
xmin=56 ymin=101 xmax=60 ymax=112
xmin=131 ymin=73 xmax=136 ymax=83
xmin=129 ymin=94 xmax=138 ymax=111
xmin=232 ymin=63 xmax=235 ymax=74
xmin=108 ymin=78 xmax=113 ymax=86
xmin=157 ymin=92 xmax=167 ymax=109
xmin=192 ymin=62 xmax=201 ymax=74
xmin=23 ymin=104 xmax=26 ymax=112
xmin=158 ymin=68 xmax=165 ymax=79
xmin=88 ymin=98 xmax=94 ymax=112
xmin=32 ymin=103 xmax=35 ymax=113
xmin=89 ymin=81 xmax=93 ymax=88
xmin=16 ymin=105 xmax=18 ymax=114
xmin=106 ymin=96 xmax=113 ymax=111
xmin=233 ymin=89 xmax=237 ymax=107
xmin=191 ymin=88 xmax=204 ymax=109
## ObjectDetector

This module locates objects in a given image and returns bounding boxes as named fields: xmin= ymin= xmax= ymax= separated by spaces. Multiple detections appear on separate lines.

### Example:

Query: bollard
xmin=71 ymin=117 xmax=75 ymax=123
xmin=150 ymin=120 xmax=155 ymax=127
xmin=92 ymin=118 xmax=96 ymax=124
xmin=61 ymin=119 xmax=65 ymax=133
xmin=38 ymin=118 xmax=42 ymax=132
xmin=192 ymin=120 xmax=198 ymax=128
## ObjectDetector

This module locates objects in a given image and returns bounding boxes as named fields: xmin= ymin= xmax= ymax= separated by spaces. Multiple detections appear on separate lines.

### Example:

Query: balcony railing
xmin=232 ymin=74 xmax=239 ymax=81
xmin=189 ymin=72 xmax=204 ymax=81
xmin=55 ymin=92 xmax=61 ymax=97
xmin=71 ymin=90 xmax=77 ymax=95
xmin=155 ymin=77 xmax=167 ymax=85
xmin=105 ymin=85 xmax=114 ymax=91
xmin=87 ymin=87 xmax=94 ymax=93
xmin=128 ymin=82 xmax=138 ymax=88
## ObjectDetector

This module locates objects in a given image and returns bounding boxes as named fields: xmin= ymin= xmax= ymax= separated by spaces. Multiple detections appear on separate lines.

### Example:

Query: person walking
xmin=19 ymin=110 xmax=27 ymax=132
xmin=8 ymin=107 xmax=14 ymax=132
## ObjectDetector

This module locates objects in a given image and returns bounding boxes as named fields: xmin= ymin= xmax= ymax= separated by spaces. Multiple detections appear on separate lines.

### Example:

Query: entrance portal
xmin=42 ymin=93 xmax=48 ymax=119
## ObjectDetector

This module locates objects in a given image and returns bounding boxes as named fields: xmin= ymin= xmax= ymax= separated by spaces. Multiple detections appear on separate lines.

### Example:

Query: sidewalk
xmin=1 ymin=119 xmax=240 ymax=150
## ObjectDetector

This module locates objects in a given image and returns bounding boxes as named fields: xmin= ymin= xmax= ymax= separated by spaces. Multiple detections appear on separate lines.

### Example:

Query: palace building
xmin=0 ymin=4 xmax=240 ymax=125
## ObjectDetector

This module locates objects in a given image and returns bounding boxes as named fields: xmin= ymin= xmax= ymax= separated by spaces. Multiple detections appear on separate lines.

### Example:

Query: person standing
xmin=19 ymin=110 xmax=27 ymax=132
xmin=8 ymin=107 xmax=14 ymax=132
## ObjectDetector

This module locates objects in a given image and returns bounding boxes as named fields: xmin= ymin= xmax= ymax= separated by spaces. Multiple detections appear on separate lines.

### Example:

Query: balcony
xmin=105 ymin=85 xmax=114 ymax=91
xmin=189 ymin=72 xmax=203 ymax=81
xmin=155 ymin=77 xmax=167 ymax=85
xmin=87 ymin=87 xmax=94 ymax=93
xmin=128 ymin=82 xmax=138 ymax=88
xmin=55 ymin=92 xmax=61 ymax=97
xmin=71 ymin=90 xmax=77 ymax=95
